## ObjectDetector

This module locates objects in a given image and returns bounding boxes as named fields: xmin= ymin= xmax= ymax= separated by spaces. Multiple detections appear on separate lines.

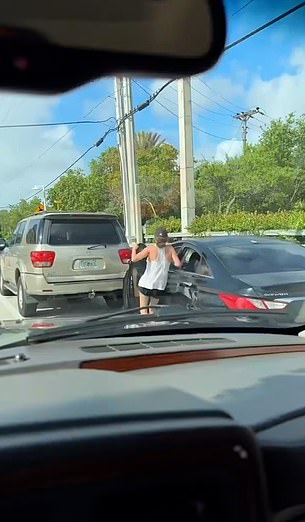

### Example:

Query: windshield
xmin=0 ymin=0 xmax=305 ymax=334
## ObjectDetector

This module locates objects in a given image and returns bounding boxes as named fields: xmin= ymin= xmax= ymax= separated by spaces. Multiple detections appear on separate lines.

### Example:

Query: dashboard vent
xmin=82 ymin=337 xmax=233 ymax=353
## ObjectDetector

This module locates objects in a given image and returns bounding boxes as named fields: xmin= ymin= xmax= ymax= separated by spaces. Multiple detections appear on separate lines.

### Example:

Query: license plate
xmin=78 ymin=259 xmax=99 ymax=270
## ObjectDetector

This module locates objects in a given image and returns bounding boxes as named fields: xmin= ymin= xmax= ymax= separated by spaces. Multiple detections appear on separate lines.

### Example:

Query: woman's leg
xmin=139 ymin=291 xmax=150 ymax=314
xmin=149 ymin=296 xmax=159 ymax=314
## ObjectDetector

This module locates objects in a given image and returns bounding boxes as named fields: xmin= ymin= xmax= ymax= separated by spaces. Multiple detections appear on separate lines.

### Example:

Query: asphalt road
xmin=0 ymin=293 xmax=112 ymax=326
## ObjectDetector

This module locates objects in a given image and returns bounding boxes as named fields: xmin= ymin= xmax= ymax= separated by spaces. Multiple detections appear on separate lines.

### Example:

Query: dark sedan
xmin=123 ymin=236 xmax=305 ymax=322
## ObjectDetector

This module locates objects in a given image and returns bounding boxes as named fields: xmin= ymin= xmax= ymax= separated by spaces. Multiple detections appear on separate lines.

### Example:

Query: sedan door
xmin=166 ymin=245 xmax=213 ymax=309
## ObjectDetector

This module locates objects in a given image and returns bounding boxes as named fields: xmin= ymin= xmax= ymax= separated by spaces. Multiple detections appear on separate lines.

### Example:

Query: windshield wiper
xmin=87 ymin=244 xmax=107 ymax=250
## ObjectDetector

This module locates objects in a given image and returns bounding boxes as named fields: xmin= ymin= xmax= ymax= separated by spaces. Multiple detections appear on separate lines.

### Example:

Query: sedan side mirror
xmin=0 ymin=239 xmax=7 ymax=251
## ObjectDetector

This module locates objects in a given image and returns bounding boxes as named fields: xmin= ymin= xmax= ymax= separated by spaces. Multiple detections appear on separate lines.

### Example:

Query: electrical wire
xmin=0 ymin=117 xmax=116 ymax=129
xmin=231 ymin=0 xmax=255 ymax=17
xmin=197 ymin=78 xmax=246 ymax=112
xmin=192 ymin=79 xmax=235 ymax=114
xmin=21 ymin=79 xmax=175 ymax=203
xmin=4 ymin=3 xmax=305 ymax=208
xmin=225 ymin=1 xmax=305 ymax=51
xmin=133 ymin=80 xmax=240 ymax=139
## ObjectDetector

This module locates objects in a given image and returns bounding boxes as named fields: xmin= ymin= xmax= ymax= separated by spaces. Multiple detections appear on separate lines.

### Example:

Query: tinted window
xmin=15 ymin=222 xmax=26 ymax=244
xmin=214 ymin=242 xmax=305 ymax=275
xmin=181 ymin=248 xmax=213 ymax=276
xmin=26 ymin=219 xmax=41 ymax=244
xmin=48 ymin=219 xmax=121 ymax=246
xmin=181 ymin=248 xmax=201 ymax=272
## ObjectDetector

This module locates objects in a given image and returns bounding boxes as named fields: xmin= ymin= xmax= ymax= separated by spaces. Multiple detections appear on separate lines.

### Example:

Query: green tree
xmin=195 ymin=113 xmax=305 ymax=214
xmin=48 ymin=169 xmax=108 ymax=212
xmin=89 ymin=141 xmax=180 ymax=220
xmin=0 ymin=198 xmax=42 ymax=239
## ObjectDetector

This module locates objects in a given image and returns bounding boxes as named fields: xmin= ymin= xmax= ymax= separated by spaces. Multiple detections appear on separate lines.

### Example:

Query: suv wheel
xmin=17 ymin=278 xmax=37 ymax=317
xmin=0 ymin=271 xmax=13 ymax=296
xmin=104 ymin=292 xmax=123 ymax=310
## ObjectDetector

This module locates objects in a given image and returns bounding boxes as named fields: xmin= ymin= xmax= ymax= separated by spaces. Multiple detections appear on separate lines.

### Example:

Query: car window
xmin=15 ymin=222 xmax=26 ymax=245
xmin=214 ymin=243 xmax=305 ymax=276
xmin=181 ymin=248 xmax=201 ymax=273
xmin=195 ymin=254 xmax=213 ymax=277
xmin=48 ymin=219 xmax=122 ymax=246
xmin=25 ymin=219 xmax=41 ymax=245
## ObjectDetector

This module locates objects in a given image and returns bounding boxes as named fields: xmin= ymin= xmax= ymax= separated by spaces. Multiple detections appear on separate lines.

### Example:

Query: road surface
xmin=0 ymin=294 xmax=111 ymax=325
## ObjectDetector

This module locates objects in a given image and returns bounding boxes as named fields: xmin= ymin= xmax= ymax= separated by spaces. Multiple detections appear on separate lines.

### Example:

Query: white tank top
xmin=138 ymin=246 xmax=170 ymax=290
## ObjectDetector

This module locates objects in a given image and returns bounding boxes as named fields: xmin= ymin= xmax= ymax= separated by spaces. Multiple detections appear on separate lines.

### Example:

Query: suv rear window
xmin=214 ymin=242 xmax=305 ymax=275
xmin=48 ymin=219 xmax=122 ymax=246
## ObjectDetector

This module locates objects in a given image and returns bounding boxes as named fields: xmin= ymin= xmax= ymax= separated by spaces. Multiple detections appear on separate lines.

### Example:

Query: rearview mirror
xmin=0 ymin=0 xmax=226 ymax=94
xmin=0 ymin=239 xmax=7 ymax=251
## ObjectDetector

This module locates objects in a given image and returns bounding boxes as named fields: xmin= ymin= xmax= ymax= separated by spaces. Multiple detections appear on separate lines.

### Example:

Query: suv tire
xmin=0 ymin=271 xmax=13 ymax=296
xmin=17 ymin=278 xmax=37 ymax=317
xmin=104 ymin=292 xmax=123 ymax=310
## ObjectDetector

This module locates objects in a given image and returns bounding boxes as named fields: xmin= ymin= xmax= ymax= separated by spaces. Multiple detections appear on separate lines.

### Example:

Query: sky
xmin=1 ymin=0 xmax=305 ymax=208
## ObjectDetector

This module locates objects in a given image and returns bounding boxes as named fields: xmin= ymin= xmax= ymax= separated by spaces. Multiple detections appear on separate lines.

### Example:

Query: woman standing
xmin=131 ymin=227 xmax=181 ymax=314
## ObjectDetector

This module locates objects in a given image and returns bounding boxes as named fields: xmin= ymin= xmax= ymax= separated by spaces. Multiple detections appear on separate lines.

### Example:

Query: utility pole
xmin=33 ymin=185 xmax=47 ymax=211
xmin=122 ymin=77 xmax=142 ymax=244
xmin=114 ymin=77 xmax=131 ymax=243
xmin=178 ymin=78 xmax=195 ymax=233
xmin=234 ymin=107 xmax=264 ymax=152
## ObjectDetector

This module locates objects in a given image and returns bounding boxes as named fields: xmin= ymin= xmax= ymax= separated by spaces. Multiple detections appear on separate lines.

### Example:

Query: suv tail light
xmin=218 ymin=293 xmax=287 ymax=311
xmin=118 ymin=248 xmax=131 ymax=264
xmin=31 ymin=251 xmax=56 ymax=268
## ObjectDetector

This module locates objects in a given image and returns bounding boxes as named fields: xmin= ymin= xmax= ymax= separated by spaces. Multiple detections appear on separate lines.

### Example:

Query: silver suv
xmin=0 ymin=212 xmax=131 ymax=317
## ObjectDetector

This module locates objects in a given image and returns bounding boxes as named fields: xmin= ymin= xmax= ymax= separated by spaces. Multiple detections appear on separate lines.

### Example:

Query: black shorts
xmin=138 ymin=286 xmax=165 ymax=298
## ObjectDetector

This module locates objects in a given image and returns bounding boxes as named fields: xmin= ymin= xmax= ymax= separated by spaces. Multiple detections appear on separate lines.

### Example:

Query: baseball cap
xmin=154 ymin=227 xmax=168 ymax=241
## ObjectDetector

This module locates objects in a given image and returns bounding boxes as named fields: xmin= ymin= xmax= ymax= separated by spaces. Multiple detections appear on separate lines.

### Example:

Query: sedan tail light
xmin=218 ymin=293 xmax=287 ymax=311
xmin=118 ymin=248 xmax=131 ymax=264
xmin=30 ymin=251 xmax=56 ymax=268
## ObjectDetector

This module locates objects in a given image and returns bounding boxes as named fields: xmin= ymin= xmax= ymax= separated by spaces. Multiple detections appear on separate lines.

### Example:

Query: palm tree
xmin=136 ymin=131 xmax=165 ymax=150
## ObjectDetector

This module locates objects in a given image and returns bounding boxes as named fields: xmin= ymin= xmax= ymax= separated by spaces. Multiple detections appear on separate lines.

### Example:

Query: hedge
xmin=145 ymin=211 xmax=305 ymax=235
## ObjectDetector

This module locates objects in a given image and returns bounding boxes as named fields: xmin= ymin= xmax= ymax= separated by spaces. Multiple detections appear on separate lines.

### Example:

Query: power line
xmin=133 ymin=80 xmax=239 ymax=140
xmin=0 ymin=117 xmax=116 ymax=129
xmin=11 ymin=95 xmax=115 ymax=189
xmin=20 ymin=80 xmax=175 ymax=204
xmin=166 ymin=81 xmax=236 ymax=118
xmin=189 ymin=85 xmax=235 ymax=117
xmin=193 ymin=79 xmax=235 ymax=114
xmin=5 ymin=2 xmax=303 ymax=209
xmin=197 ymin=78 xmax=246 ymax=112
xmin=225 ymin=1 xmax=305 ymax=51
xmin=231 ymin=0 xmax=255 ymax=17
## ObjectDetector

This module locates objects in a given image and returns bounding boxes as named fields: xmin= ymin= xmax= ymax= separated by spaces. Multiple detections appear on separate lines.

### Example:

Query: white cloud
xmin=246 ymin=46 xmax=305 ymax=119
xmin=215 ymin=140 xmax=243 ymax=162
xmin=0 ymin=93 xmax=83 ymax=208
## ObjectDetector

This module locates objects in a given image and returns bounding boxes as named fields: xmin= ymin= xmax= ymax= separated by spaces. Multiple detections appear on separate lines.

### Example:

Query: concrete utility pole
xmin=122 ymin=77 xmax=142 ymax=244
xmin=178 ymin=78 xmax=195 ymax=234
xmin=234 ymin=107 xmax=264 ymax=152
xmin=33 ymin=185 xmax=47 ymax=211
xmin=114 ymin=77 xmax=131 ymax=243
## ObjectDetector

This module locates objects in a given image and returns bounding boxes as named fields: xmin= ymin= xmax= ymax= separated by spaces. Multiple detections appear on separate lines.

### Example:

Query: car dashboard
xmin=1 ymin=333 xmax=305 ymax=521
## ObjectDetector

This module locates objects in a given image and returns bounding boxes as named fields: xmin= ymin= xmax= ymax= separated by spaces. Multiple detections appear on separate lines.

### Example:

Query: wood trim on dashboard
xmin=80 ymin=344 xmax=305 ymax=372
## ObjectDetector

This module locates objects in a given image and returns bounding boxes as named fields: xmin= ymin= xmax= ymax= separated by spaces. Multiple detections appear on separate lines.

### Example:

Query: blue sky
xmin=1 ymin=0 xmax=305 ymax=207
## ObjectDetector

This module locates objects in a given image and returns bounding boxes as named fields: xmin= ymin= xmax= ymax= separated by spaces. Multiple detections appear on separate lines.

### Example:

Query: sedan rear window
xmin=214 ymin=242 xmax=305 ymax=275
xmin=48 ymin=219 xmax=122 ymax=246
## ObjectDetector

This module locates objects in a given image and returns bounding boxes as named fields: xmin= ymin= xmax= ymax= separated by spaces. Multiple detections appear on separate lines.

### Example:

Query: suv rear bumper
xmin=22 ymin=273 xmax=124 ymax=297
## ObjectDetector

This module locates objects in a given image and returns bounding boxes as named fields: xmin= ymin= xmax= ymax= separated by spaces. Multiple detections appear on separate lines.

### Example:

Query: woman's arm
xmin=170 ymin=246 xmax=182 ymax=268
xmin=131 ymin=245 xmax=150 ymax=262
